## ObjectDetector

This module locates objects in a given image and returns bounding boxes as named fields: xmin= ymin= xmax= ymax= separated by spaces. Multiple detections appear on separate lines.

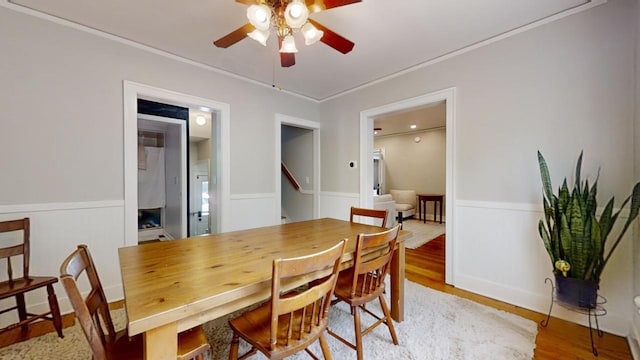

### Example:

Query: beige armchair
xmin=373 ymin=194 xmax=397 ymax=228
xmin=389 ymin=189 xmax=416 ymax=220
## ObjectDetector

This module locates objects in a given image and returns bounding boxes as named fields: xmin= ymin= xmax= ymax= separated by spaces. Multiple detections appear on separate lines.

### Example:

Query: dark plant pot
xmin=554 ymin=272 xmax=598 ymax=309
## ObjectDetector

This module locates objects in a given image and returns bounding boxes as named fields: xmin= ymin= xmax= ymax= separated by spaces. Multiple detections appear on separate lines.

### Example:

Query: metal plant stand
xmin=540 ymin=277 xmax=607 ymax=356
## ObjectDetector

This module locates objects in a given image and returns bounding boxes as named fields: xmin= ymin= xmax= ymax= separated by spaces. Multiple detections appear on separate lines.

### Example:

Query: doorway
xmin=137 ymin=114 xmax=187 ymax=242
xmin=275 ymin=114 xmax=320 ymax=224
xmin=359 ymin=88 xmax=456 ymax=285
xmin=123 ymin=81 xmax=231 ymax=247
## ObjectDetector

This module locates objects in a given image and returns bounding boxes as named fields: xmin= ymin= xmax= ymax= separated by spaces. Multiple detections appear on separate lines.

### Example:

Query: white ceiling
xmin=9 ymin=0 xmax=589 ymax=101
xmin=374 ymin=101 xmax=446 ymax=137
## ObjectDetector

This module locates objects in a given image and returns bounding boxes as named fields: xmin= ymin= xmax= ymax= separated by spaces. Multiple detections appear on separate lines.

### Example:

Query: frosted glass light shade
xmin=279 ymin=35 xmax=298 ymax=53
xmin=248 ymin=28 xmax=270 ymax=46
xmin=302 ymin=22 xmax=323 ymax=45
xmin=195 ymin=115 xmax=206 ymax=126
xmin=284 ymin=0 xmax=308 ymax=29
xmin=247 ymin=4 xmax=271 ymax=31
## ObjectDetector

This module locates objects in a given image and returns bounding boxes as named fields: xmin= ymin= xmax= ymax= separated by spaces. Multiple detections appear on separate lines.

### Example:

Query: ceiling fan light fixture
xmin=248 ymin=28 xmax=270 ymax=46
xmin=247 ymin=4 xmax=271 ymax=31
xmin=284 ymin=0 xmax=309 ymax=29
xmin=279 ymin=34 xmax=298 ymax=53
xmin=302 ymin=22 xmax=323 ymax=45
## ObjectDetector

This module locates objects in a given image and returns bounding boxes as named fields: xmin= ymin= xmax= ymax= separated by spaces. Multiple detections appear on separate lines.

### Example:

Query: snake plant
xmin=537 ymin=151 xmax=640 ymax=284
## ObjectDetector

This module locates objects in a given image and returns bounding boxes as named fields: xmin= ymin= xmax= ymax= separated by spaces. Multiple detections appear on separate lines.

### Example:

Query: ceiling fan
xmin=213 ymin=0 xmax=361 ymax=67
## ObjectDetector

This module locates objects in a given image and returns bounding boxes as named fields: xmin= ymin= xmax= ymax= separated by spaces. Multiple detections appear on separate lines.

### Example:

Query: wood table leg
xmin=144 ymin=322 xmax=177 ymax=360
xmin=390 ymin=242 xmax=405 ymax=322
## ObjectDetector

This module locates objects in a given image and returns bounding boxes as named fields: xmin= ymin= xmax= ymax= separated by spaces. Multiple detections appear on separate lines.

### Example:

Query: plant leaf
xmin=559 ymin=213 xmax=572 ymax=271
xmin=602 ymin=182 xmax=640 ymax=271
xmin=538 ymin=220 xmax=554 ymax=268
xmin=569 ymin=192 xmax=586 ymax=278
xmin=538 ymin=151 xmax=554 ymax=202
xmin=575 ymin=150 xmax=583 ymax=193
xmin=585 ymin=214 xmax=601 ymax=281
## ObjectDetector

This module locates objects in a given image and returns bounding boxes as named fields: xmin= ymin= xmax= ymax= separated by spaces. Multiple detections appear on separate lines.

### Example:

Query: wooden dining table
xmin=118 ymin=218 xmax=406 ymax=360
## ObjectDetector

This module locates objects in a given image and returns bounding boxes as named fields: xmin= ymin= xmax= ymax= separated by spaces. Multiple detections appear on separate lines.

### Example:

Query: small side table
xmin=417 ymin=194 xmax=444 ymax=223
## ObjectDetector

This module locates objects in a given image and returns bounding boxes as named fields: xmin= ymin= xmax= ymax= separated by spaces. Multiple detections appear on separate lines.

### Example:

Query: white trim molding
xmin=275 ymin=114 xmax=321 ymax=224
xmin=123 ymin=81 xmax=231 ymax=247
xmin=0 ymin=200 xmax=123 ymax=214
xmin=0 ymin=0 xmax=606 ymax=102
xmin=230 ymin=193 xmax=276 ymax=200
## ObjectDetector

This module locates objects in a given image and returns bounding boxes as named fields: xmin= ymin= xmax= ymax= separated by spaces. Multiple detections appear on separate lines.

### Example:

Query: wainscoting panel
xmin=0 ymin=201 xmax=125 ymax=327
xmin=229 ymin=193 xmax=279 ymax=231
xmin=454 ymin=200 xmax=633 ymax=336
xmin=319 ymin=192 xmax=359 ymax=220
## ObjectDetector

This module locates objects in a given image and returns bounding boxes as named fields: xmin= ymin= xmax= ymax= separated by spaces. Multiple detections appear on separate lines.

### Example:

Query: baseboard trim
xmin=0 ymin=200 xmax=124 ymax=214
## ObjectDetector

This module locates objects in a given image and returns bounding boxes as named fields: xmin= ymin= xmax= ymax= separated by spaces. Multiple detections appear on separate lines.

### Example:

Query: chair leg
xmin=47 ymin=284 xmax=64 ymax=338
xmin=229 ymin=332 xmax=240 ymax=360
xmin=319 ymin=332 xmax=332 ymax=360
xmin=378 ymin=295 xmax=398 ymax=345
xmin=16 ymin=293 xmax=28 ymax=334
xmin=353 ymin=306 xmax=363 ymax=360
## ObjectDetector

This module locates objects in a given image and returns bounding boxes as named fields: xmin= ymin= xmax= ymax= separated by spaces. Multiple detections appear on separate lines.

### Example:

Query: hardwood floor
xmin=407 ymin=233 xmax=633 ymax=360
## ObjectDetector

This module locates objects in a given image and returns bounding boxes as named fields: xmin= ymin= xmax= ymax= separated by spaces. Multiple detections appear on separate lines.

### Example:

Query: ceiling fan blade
xmin=306 ymin=0 xmax=361 ymax=13
xmin=213 ymin=24 xmax=255 ymax=48
xmin=307 ymin=19 xmax=354 ymax=54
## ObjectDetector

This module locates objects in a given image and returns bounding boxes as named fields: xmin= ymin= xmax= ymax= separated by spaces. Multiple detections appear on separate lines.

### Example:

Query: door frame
xmin=275 ymin=114 xmax=320 ymax=223
xmin=359 ymin=87 xmax=456 ymax=284
xmin=123 ymin=81 xmax=231 ymax=247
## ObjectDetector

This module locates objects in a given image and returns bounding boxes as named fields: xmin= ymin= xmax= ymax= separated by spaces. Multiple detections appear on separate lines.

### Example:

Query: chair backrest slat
xmin=60 ymin=244 xmax=115 ymax=360
xmin=269 ymin=239 xmax=346 ymax=350
xmin=350 ymin=226 xmax=400 ymax=298
xmin=0 ymin=218 xmax=30 ymax=282
xmin=350 ymin=207 xmax=388 ymax=228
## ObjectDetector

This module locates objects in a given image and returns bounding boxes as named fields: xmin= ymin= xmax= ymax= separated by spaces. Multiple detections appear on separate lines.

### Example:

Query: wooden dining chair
xmin=328 ymin=225 xmax=400 ymax=360
xmin=0 ymin=218 xmax=63 ymax=338
xmin=350 ymin=206 xmax=388 ymax=228
xmin=228 ymin=239 xmax=347 ymax=360
xmin=59 ymin=244 xmax=210 ymax=360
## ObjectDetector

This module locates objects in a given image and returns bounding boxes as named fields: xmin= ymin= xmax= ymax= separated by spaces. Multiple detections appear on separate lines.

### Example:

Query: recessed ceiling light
xmin=410 ymin=124 xmax=417 ymax=129
xmin=196 ymin=115 xmax=206 ymax=126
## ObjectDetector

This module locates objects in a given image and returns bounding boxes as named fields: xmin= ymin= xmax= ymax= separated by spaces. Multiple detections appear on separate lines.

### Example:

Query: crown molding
xmin=2 ymin=0 xmax=607 ymax=103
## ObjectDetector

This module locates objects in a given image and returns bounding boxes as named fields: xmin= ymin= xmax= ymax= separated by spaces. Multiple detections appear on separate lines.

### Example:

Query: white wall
xmin=0 ymin=5 xmax=318 ymax=321
xmin=319 ymin=0 xmax=637 ymax=335
xmin=1 ymin=0 xmax=638 ymax=340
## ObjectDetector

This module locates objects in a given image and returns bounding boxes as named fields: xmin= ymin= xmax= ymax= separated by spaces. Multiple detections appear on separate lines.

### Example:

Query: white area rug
xmin=402 ymin=219 xmax=446 ymax=249
xmin=0 ymin=280 xmax=537 ymax=360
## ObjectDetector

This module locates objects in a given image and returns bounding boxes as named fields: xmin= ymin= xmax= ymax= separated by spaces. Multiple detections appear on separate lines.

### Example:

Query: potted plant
xmin=537 ymin=151 xmax=640 ymax=309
